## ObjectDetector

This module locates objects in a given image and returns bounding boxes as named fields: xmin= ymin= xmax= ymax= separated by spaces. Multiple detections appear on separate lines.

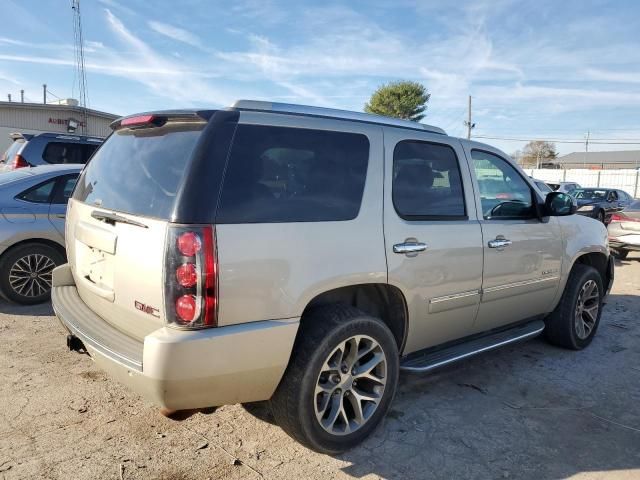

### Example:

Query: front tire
xmin=545 ymin=264 xmax=603 ymax=349
xmin=0 ymin=243 xmax=65 ymax=305
xmin=270 ymin=305 xmax=399 ymax=454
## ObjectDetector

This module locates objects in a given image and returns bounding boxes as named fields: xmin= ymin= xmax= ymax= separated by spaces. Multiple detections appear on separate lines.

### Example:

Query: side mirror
xmin=544 ymin=191 xmax=576 ymax=216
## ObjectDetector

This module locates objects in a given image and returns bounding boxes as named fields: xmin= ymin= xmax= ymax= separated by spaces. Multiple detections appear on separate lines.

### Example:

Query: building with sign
xmin=0 ymin=99 xmax=118 ymax=154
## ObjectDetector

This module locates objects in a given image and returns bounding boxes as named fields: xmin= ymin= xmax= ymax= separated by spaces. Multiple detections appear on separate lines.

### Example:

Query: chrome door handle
xmin=393 ymin=242 xmax=427 ymax=255
xmin=488 ymin=238 xmax=512 ymax=249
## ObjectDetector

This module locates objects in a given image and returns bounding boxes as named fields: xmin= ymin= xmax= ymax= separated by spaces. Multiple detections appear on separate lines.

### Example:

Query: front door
xmin=384 ymin=132 xmax=483 ymax=354
xmin=467 ymin=148 xmax=562 ymax=332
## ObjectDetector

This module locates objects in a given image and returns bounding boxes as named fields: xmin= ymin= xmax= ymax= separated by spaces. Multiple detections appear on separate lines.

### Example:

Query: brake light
xmin=12 ymin=154 xmax=29 ymax=169
xmin=611 ymin=213 xmax=640 ymax=222
xmin=165 ymin=225 xmax=217 ymax=328
xmin=121 ymin=114 xmax=156 ymax=127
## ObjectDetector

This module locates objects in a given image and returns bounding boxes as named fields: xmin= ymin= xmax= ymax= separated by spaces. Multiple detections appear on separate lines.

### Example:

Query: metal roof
xmin=555 ymin=150 xmax=640 ymax=166
xmin=231 ymin=100 xmax=446 ymax=135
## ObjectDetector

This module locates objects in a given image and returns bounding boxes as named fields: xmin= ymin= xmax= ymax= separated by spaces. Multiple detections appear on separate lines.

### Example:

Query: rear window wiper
xmin=91 ymin=210 xmax=149 ymax=228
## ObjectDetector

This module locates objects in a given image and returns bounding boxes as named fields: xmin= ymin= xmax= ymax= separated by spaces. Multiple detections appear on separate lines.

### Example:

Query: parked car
xmin=52 ymin=101 xmax=613 ymax=454
xmin=573 ymin=188 xmax=624 ymax=223
xmin=608 ymin=199 xmax=640 ymax=259
xmin=612 ymin=189 xmax=635 ymax=209
xmin=0 ymin=132 xmax=102 ymax=172
xmin=0 ymin=165 xmax=81 ymax=304
xmin=548 ymin=181 xmax=581 ymax=194
xmin=530 ymin=177 xmax=553 ymax=196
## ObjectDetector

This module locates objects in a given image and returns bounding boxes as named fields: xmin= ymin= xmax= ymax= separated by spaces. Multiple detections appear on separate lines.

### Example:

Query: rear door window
xmin=73 ymin=124 xmax=205 ymax=219
xmin=17 ymin=179 xmax=56 ymax=203
xmin=392 ymin=140 xmax=466 ymax=219
xmin=51 ymin=174 xmax=79 ymax=204
xmin=216 ymin=125 xmax=369 ymax=223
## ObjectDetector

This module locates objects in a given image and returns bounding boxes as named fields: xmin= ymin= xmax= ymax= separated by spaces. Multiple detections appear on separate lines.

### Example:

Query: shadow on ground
xmin=0 ymin=299 xmax=53 ymax=316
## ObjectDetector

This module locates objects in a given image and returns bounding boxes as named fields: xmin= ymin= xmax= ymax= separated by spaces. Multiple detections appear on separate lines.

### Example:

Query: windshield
xmin=574 ymin=189 xmax=607 ymax=200
xmin=1 ymin=139 xmax=25 ymax=163
xmin=535 ymin=181 xmax=552 ymax=193
xmin=73 ymin=123 xmax=205 ymax=219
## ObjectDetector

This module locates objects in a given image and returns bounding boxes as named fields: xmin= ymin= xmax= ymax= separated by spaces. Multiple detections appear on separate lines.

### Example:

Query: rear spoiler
xmin=110 ymin=110 xmax=217 ymax=131
xmin=9 ymin=132 xmax=34 ymax=141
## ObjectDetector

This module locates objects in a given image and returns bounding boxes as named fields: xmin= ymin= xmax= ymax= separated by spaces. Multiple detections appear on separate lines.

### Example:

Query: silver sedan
xmin=0 ymin=165 xmax=81 ymax=304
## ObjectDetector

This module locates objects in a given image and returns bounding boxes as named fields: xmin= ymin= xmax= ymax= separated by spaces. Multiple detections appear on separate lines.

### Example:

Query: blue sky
xmin=1 ymin=0 xmax=640 ymax=155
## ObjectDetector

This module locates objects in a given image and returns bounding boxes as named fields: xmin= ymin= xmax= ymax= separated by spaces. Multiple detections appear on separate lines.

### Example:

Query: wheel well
xmin=303 ymin=284 xmax=408 ymax=353
xmin=0 ymin=238 xmax=66 ymax=262
xmin=573 ymin=252 xmax=607 ymax=282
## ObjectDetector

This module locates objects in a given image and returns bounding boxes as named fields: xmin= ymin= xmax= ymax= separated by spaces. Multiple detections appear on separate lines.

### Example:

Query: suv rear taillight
xmin=164 ymin=225 xmax=217 ymax=329
xmin=11 ymin=154 xmax=29 ymax=169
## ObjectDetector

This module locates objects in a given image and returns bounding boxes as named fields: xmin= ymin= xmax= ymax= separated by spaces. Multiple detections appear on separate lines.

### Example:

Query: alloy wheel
xmin=314 ymin=335 xmax=387 ymax=436
xmin=574 ymin=279 xmax=600 ymax=340
xmin=8 ymin=253 xmax=56 ymax=298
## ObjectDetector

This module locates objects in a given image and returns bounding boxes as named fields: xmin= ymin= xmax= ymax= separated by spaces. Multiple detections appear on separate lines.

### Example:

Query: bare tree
xmin=520 ymin=141 xmax=558 ymax=168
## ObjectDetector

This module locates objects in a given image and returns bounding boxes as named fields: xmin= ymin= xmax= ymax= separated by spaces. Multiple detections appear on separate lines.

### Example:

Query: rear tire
xmin=270 ymin=304 xmax=399 ymax=454
xmin=545 ymin=264 xmax=603 ymax=350
xmin=0 ymin=243 xmax=65 ymax=305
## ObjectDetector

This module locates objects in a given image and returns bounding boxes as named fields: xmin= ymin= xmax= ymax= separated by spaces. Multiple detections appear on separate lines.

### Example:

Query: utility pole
xmin=464 ymin=95 xmax=475 ymax=139
xmin=72 ymin=0 xmax=89 ymax=134
xmin=43 ymin=84 xmax=47 ymax=104
xmin=583 ymin=130 xmax=590 ymax=168
xmin=20 ymin=89 xmax=24 ymax=103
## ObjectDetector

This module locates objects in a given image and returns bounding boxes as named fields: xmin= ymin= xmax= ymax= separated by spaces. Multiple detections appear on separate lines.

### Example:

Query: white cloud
xmin=147 ymin=20 xmax=202 ymax=48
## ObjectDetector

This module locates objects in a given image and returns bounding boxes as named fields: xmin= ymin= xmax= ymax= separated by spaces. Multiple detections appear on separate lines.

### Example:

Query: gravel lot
xmin=1 ymin=256 xmax=639 ymax=480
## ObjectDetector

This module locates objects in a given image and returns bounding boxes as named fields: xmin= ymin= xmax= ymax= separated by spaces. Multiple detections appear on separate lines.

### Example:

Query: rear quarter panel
xmin=215 ymin=112 xmax=386 ymax=326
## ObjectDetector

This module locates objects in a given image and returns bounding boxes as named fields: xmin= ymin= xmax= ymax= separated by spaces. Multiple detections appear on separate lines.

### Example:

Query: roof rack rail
xmin=231 ymin=100 xmax=446 ymax=135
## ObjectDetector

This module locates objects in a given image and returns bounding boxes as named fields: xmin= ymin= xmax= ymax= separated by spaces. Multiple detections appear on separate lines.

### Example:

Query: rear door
xmin=67 ymin=118 xmax=208 ymax=341
xmin=384 ymin=131 xmax=483 ymax=354
xmin=467 ymin=147 xmax=562 ymax=332
xmin=48 ymin=174 xmax=79 ymax=237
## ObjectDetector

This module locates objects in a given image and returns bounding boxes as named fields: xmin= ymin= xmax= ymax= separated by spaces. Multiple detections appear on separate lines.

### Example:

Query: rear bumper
xmin=52 ymin=264 xmax=299 ymax=410
xmin=609 ymin=237 xmax=640 ymax=251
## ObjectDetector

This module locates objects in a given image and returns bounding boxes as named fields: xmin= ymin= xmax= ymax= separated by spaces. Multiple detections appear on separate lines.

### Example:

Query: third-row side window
xmin=216 ymin=125 xmax=370 ymax=223
xmin=392 ymin=140 xmax=466 ymax=219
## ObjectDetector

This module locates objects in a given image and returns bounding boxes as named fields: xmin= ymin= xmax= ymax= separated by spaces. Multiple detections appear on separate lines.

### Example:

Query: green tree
xmin=364 ymin=81 xmax=430 ymax=121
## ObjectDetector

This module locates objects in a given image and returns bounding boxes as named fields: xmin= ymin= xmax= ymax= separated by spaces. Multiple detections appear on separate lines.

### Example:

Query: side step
xmin=400 ymin=320 xmax=545 ymax=373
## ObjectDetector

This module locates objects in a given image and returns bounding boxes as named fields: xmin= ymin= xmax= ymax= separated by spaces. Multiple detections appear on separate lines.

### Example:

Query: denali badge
xmin=135 ymin=301 xmax=160 ymax=318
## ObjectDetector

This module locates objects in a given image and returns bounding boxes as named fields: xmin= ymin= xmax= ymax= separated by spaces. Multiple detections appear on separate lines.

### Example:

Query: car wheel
xmin=0 ymin=243 xmax=65 ymax=305
xmin=544 ymin=264 xmax=603 ymax=350
xmin=597 ymin=210 xmax=605 ymax=223
xmin=270 ymin=304 xmax=399 ymax=454
xmin=612 ymin=249 xmax=629 ymax=260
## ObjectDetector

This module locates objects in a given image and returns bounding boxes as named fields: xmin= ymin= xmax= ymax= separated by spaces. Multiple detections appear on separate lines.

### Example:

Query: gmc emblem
xmin=135 ymin=301 xmax=160 ymax=318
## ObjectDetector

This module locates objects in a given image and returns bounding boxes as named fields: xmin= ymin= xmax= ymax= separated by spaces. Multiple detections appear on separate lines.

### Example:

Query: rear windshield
xmin=73 ymin=124 xmax=204 ymax=218
xmin=0 ymin=169 xmax=32 ymax=185
xmin=1 ymin=140 xmax=25 ymax=163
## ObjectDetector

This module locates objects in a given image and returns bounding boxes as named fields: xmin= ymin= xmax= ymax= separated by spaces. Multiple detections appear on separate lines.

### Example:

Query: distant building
xmin=552 ymin=150 xmax=640 ymax=170
xmin=0 ymin=99 xmax=118 ymax=153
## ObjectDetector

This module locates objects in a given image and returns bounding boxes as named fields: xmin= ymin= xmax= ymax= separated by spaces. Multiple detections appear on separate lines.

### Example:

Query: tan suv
xmin=52 ymin=101 xmax=614 ymax=453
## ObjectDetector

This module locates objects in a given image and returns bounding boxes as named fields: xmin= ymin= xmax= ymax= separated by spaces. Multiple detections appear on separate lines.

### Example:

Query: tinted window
xmin=18 ymin=179 xmax=55 ymax=203
xmin=43 ymin=142 xmax=85 ymax=164
xmin=535 ymin=181 xmax=552 ymax=193
xmin=393 ymin=140 xmax=465 ymax=219
xmin=73 ymin=124 xmax=204 ymax=219
xmin=216 ymin=125 xmax=369 ymax=223
xmin=472 ymin=150 xmax=533 ymax=219
xmin=51 ymin=175 xmax=79 ymax=204
xmin=574 ymin=189 xmax=607 ymax=200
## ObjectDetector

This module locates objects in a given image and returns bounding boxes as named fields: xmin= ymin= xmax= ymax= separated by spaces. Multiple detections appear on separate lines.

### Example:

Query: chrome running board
xmin=400 ymin=320 xmax=545 ymax=373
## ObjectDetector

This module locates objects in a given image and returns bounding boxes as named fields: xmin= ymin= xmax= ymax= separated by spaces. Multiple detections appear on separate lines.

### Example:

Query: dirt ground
xmin=1 ymin=257 xmax=639 ymax=480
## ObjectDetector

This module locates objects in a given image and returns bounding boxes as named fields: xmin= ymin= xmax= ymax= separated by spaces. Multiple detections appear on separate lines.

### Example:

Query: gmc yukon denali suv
xmin=52 ymin=101 xmax=614 ymax=453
